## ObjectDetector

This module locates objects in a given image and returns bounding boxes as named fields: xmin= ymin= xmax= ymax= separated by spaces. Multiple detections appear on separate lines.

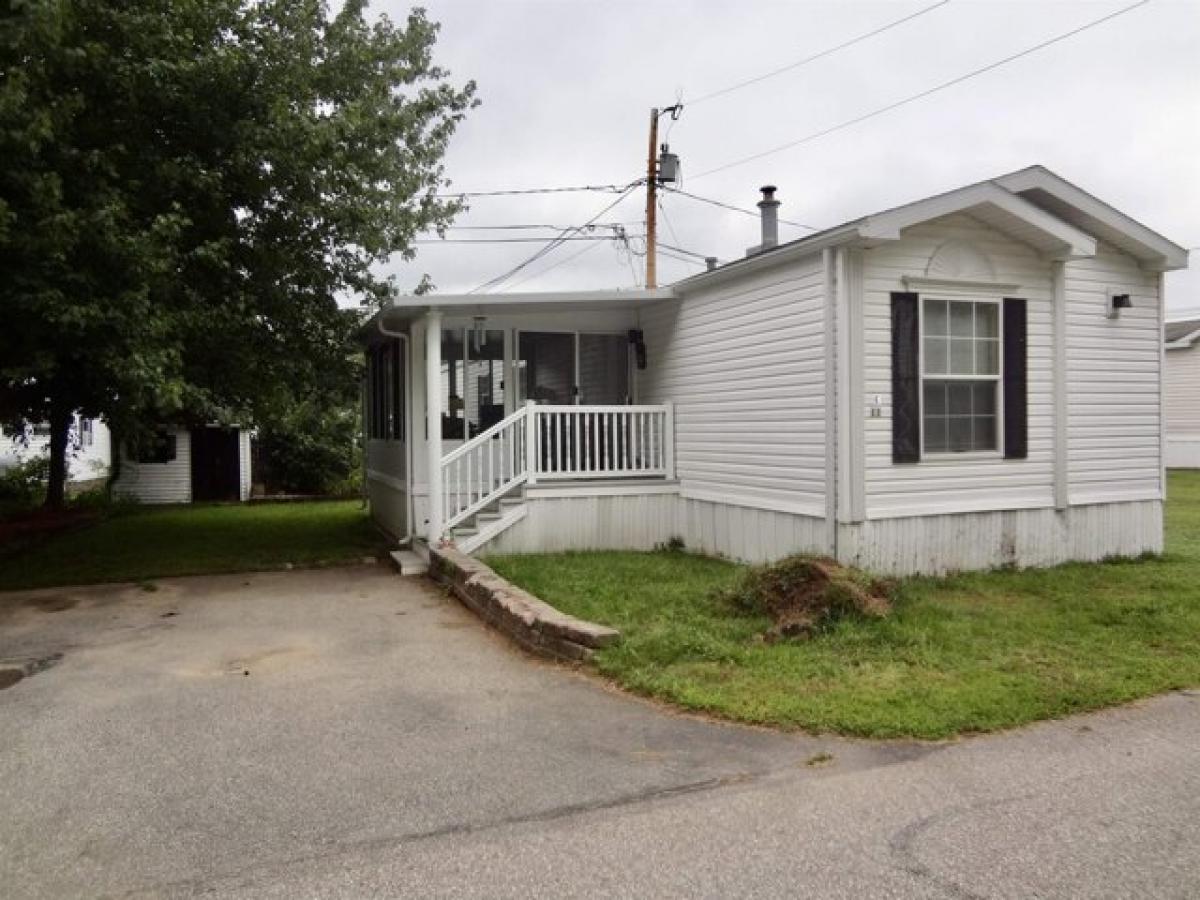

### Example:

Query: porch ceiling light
xmin=472 ymin=316 xmax=487 ymax=353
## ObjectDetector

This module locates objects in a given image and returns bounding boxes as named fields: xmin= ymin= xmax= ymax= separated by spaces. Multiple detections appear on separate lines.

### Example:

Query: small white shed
xmin=1165 ymin=317 xmax=1200 ymax=468
xmin=113 ymin=425 xmax=252 ymax=504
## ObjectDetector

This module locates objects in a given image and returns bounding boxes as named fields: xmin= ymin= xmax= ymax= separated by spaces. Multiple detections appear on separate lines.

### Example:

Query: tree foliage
xmin=0 ymin=0 xmax=476 ymax=505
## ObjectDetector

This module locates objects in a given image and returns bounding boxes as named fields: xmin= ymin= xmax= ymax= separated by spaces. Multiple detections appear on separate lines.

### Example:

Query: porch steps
xmin=452 ymin=499 xmax=529 ymax=556
xmin=388 ymin=548 xmax=429 ymax=577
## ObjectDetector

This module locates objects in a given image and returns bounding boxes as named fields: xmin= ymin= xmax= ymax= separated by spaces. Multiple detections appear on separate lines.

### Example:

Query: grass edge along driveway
xmin=0 ymin=500 xmax=385 ymax=592
xmin=488 ymin=471 xmax=1200 ymax=740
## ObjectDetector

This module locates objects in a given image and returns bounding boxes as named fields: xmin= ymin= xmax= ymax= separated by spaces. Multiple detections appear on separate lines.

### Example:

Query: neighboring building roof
xmin=1166 ymin=318 xmax=1200 ymax=348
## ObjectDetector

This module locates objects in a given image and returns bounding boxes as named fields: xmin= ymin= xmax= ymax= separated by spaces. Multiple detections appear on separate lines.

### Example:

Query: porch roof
xmin=368 ymin=287 xmax=675 ymax=334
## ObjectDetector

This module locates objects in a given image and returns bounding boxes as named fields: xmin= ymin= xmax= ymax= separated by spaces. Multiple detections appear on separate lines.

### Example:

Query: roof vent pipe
xmin=758 ymin=185 xmax=780 ymax=250
xmin=705 ymin=256 xmax=718 ymax=272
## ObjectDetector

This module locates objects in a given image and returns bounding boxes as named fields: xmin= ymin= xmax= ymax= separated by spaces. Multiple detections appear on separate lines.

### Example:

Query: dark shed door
xmin=191 ymin=428 xmax=241 ymax=502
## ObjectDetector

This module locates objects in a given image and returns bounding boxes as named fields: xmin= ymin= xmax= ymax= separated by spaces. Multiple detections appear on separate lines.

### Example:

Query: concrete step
xmin=389 ymin=549 xmax=429 ymax=577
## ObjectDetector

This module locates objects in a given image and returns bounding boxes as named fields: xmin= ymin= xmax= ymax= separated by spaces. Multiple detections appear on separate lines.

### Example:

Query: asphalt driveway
xmin=0 ymin=566 xmax=1197 ymax=898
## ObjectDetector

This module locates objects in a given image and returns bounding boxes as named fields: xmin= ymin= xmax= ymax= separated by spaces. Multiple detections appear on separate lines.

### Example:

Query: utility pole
xmin=644 ymin=107 xmax=659 ymax=289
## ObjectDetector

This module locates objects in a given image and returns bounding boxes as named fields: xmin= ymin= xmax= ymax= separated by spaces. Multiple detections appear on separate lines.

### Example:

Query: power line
xmin=504 ymin=238 xmax=609 ymax=291
xmin=469 ymin=182 xmax=643 ymax=293
xmin=659 ymin=249 xmax=708 ymax=268
xmin=692 ymin=0 xmax=1151 ymax=180
xmin=685 ymin=0 xmax=952 ymax=108
xmin=415 ymin=235 xmax=629 ymax=244
xmin=664 ymin=186 xmax=819 ymax=231
xmin=433 ymin=184 xmax=628 ymax=199
xmin=657 ymin=241 xmax=711 ymax=261
xmin=437 ymin=221 xmax=639 ymax=231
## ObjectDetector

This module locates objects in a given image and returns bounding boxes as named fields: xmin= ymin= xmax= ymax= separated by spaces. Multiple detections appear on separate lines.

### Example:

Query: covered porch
xmin=365 ymin=289 xmax=677 ymax=551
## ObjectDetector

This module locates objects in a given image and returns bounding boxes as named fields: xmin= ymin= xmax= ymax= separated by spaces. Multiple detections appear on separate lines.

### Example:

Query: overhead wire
xmin=433 ymin=184 xmax=628 ymax=198
xmin=684 ymin=0 xmax=953 ymax=108
xmin=663 ymin=186 xmax=819 ymax=231
xmin=692 ymin=0 xmax=1151 ymax=180
xmin=469 ymin=181 xmax=643 ymax=293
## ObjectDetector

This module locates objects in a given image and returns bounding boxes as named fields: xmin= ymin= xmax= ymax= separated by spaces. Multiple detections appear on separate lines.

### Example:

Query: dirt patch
xmin=0 ymin=653 xmax=63 ymax=690
xmin=0 ymin=508 xmax=100 ymax=549
xmin=719 ymin=556 xmax=893 ymax=642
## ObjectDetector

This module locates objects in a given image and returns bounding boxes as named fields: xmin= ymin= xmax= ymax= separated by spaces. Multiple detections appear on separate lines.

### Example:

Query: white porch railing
xmin=526 ymin=404 xmax=674 ymax=482
xmin=439 ymin=402 xmax=674 ymax=535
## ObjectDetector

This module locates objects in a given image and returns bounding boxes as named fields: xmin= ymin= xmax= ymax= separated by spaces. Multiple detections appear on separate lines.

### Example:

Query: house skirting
xmin=1166 ymin=435 xmax=1200 ymax=469
xmin=366 ymin=470 xmax=408 ymax=542
xmin=474 ymin=489 xmax=1162 ymax=576
xmin=838 ymin=500 xmax=1162 ymax=575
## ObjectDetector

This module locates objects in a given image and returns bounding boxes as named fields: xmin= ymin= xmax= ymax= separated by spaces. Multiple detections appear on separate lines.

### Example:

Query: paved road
xmin=0 ymin=566 xmax=1196 ymax=898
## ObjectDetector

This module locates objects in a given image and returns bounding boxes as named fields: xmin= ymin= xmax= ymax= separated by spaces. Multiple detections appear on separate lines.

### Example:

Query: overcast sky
xmin=378 ymin=0 xmax=1200 ymax=316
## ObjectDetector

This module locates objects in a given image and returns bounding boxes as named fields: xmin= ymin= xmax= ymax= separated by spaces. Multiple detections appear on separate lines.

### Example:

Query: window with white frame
xmin=921 ymin=298 xmax=1001 ymax=454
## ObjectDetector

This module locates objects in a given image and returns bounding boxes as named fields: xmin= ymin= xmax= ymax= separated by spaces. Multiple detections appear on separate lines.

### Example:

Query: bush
xmin=254 ymin=402 xmax=360 ymax=496
xmin=0 ymin=455 xmax=50 ymax=506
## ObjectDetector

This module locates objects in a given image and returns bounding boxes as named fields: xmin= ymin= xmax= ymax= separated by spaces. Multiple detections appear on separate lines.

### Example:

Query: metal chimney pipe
xmin=758 ymin=185 xmax=780 ymax=250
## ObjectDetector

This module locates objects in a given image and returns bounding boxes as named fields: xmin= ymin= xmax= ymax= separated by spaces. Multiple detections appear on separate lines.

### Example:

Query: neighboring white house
xmin=362 ymin=166 xmax=1189 ymax=575
xmin=112 ymin=425 xmax=252 ymax=504
xmin=0 ymin=416 xmax=112 ymax=488
xmin=1165 ymin=316 xmax=1200 ymax=468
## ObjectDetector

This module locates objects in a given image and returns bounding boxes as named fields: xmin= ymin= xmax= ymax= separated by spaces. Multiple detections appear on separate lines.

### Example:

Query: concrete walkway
xmin=0 ymin=566 xmax=1196 ymax=898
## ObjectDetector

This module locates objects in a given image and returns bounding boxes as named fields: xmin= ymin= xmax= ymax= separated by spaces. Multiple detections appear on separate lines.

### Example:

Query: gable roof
xmin=1166 ymin=318 xmax=1200 ymax=348
xmin=676 ymin=165 xmax=1188 ymax=294
xmin=994 ymin=166 xmax=1189 ymax=271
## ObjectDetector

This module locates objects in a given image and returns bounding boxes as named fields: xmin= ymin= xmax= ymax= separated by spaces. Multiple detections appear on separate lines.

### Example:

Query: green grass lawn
xmin=489 ymin=471 xmax=1200 ymax=740
xmin=0 ymin=501 xmax=386 ymax=591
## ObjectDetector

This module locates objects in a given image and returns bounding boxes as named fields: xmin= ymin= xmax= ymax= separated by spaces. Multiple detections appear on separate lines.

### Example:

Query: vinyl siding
xmin=638 ymin=252 xmax=827 ymax=517
xmin=238 ymin=430 xmax=253 ymax=501
xmin=113 ymin=427 xmax=192 ymax=504
xmin=1063 ymin=242 xmax=1162 ymax=503
xmin=1165 ymin=343 xmax=1200 ymax=434
xmin=862 ymin=213 xmax=1055 ymax=518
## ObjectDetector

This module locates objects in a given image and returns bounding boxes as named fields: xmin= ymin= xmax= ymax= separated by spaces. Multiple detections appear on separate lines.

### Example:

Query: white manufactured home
xmin=0 ymin=415 xmax=112 ymax=488
xmin=1165 ymin=317 xmax=1200 ymax=468
xmin=363 ymin=166 xmax=1188 ymax=575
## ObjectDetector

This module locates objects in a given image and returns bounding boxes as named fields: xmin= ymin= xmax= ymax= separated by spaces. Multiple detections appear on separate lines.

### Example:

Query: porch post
xmin=663 ymin=400 xmax=676 ymax=480
xmin=525 ymin=400 xmax=538 ymax=485
xmin=425 ymin=309 xmax=443 ymax=544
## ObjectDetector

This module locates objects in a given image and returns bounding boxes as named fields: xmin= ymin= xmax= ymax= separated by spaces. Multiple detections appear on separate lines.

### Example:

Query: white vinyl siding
xmin=1165 ymin=344 xmax=1200 ymax=434
xmin=1063 ymin=241 xmax=1162 ymax=503
xmin=238 ymin=430 xmax=253 ymax=501
xmin=113 ymin=427 xmax=192 ymax=504
xmin=863 ymin=213 xmax=1054 ymax=518
xmin=638 ymin=252 xmax=827 ymax=517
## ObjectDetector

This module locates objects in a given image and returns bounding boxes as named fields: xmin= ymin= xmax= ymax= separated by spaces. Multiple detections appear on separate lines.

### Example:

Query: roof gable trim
xmin=857 ymin=182 xmax=1097 ymax=261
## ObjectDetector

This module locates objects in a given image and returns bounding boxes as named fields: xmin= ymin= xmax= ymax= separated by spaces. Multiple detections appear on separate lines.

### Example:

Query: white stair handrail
xmin=440 ymin=405 xmax=530 ymax=534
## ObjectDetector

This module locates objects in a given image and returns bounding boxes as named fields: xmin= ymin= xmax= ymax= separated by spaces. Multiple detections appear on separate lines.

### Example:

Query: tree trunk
xmin=44 ymin=399 xmax=72 ymax=509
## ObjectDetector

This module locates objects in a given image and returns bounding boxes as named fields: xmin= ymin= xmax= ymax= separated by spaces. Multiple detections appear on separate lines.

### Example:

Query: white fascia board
xmin=858 ymin=182 xmax=1097 ymax=260
xmin=995 ymin=166 xmax=1189 ymax=271
xmin=363 ymin=287 xmax=675 ymax=337
xmin=390 ymin=287 xmax=675 ymax=309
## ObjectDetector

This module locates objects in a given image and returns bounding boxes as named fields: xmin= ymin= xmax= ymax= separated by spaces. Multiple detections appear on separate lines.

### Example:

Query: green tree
xmin=0 ymin=0 xmax=475 ymax=506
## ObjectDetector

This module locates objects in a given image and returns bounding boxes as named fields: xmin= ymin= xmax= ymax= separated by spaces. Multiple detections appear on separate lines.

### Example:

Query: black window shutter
xmin=891 ymin=292 xmax=920 ymax=463
xmin=1002 ymin=298 xmax=1028 ymax=459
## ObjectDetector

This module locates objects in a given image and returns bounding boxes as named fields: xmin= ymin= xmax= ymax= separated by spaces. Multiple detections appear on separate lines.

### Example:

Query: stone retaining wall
xmin=429 ymin=547 xmax=620 ymax=662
